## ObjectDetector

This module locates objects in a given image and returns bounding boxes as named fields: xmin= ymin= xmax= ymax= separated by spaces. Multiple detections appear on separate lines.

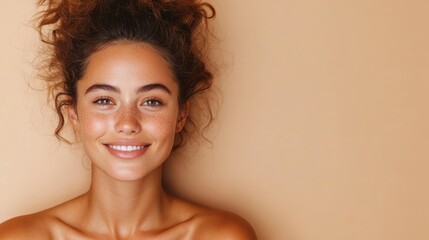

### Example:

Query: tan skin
xmin=0 ymin=42 xmax=256 ymax=239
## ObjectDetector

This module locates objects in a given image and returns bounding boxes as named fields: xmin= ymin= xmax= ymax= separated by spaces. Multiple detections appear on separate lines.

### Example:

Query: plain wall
xmin=1 ymin=1 xmax=428 ymax=239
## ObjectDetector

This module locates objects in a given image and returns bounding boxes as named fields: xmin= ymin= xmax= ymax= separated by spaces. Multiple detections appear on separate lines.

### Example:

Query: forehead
xmin=79 ymin=42 xmax=178 ymax=94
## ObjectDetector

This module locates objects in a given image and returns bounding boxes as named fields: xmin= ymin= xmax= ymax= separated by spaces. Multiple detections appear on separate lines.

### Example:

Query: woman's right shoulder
xmin=0 ymin=212 xmax=55 ymax=239
xmin=0 ymin=196 xmax=87 ymax=239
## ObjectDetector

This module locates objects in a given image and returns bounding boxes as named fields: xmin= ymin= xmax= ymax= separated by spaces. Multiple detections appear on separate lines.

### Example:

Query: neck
xmin=82 ymin=166 xmax=172 ymax=237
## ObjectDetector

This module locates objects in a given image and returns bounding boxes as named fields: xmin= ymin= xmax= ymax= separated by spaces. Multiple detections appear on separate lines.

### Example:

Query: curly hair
xmin=36 ymin=0 xmax=216 ymax=148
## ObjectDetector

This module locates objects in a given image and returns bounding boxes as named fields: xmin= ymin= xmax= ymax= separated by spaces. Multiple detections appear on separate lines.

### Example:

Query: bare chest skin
xmin=49 ymin=217 xmax=200 ymax=240
xmin=0 ymin=203 xmax=256 ymax=240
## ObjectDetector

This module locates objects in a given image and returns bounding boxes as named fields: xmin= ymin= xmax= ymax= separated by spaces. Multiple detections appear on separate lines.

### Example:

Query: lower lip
xmin=105 ymin=145 xmax=149 ymax=159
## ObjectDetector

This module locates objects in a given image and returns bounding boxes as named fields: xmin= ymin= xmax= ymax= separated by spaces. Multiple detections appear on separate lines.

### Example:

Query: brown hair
xmin=36 ymin=0 xmax=216 ymax=148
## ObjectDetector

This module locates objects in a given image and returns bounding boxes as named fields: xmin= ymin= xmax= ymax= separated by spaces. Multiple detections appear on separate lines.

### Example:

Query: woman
xmin=0 ymin=0 xmax=256 ymax=239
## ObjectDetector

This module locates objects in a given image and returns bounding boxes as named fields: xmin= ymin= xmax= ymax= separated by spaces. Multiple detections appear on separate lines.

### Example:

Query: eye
xmin=143 ymin=99 xmax=162 ymax=107
xmin=93 ymin=97 xmax=114 ymax=106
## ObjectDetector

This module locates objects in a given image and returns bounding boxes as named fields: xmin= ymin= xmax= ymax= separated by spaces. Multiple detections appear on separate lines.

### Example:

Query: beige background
xmin=1 ymin=1 xmax=428 ymax=239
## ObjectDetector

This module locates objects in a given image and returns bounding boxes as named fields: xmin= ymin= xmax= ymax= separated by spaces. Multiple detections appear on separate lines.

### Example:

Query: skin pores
xmin=68 ymin=42 xmax=188 ymax=182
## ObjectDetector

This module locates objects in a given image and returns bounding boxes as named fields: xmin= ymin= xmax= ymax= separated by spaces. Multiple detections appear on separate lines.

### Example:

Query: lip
xmin=103 ymin=141 xmax=150 ymax=159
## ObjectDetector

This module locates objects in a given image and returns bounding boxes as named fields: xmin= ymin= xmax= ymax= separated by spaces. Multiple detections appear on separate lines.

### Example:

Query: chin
xmin=100 ymin=165 xmax=159 ymax=182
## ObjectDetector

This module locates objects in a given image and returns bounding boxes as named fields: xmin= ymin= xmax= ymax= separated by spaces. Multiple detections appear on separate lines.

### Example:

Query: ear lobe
xmin=176 ymin=101 xmax=190 ymax=133
xmin=67 ymin=105 xmax=79 ymax=132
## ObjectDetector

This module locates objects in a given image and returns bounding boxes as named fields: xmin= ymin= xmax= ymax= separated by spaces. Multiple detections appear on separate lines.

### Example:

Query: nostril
xmin=114 ymin=112 xmax=141 ymax=134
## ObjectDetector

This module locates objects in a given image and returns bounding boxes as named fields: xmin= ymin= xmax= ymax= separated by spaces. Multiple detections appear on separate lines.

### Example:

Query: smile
xmin=108 ymin=145 xmax=145 ymax=152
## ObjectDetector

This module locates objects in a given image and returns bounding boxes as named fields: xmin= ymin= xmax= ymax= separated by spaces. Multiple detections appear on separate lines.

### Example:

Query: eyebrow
xmin=85 ymin=83 xmax=172 ymax=95
xmin=137 ymin=83 xmax=172 ymax=95
xmin=85 ymin=84 xmax=119 ymax=94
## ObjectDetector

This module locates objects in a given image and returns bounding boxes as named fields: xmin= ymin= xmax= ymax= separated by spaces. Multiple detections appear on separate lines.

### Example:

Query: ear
xmin=67 ymin=105 xmax=80 ymax=133
xmin=176 ymin=101 xmax=190 ymax=133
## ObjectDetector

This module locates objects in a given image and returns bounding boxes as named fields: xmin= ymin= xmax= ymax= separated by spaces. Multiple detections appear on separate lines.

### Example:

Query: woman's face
xmin=68 ymin=42 xmax=188 ymax=181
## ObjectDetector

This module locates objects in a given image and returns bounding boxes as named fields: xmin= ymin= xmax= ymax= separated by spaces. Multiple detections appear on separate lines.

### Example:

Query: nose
xmin=114 ymin=106 xmax=141 ymax=135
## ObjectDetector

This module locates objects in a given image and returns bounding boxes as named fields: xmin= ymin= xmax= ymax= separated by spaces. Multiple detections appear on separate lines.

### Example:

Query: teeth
xmin=108 ymin=145 xmax=144 ymax=152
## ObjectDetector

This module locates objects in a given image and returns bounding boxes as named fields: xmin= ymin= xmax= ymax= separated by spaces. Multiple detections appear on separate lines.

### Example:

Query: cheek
xmin=145 ymin=115 xmax=177 ymax=141
xmin=75 ymin=104 xmax=179 ymax=144
xmin=77 ymin=111 xmax=112 ymax=139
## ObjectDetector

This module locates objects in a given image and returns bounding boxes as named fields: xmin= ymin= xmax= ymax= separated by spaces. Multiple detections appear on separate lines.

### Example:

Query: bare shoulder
xmin=171 ymin=197 xmax=256 ymax=239
xmin=0 ymin=196 xmax=84 ymax=239
xmin=0 ymin=212 xmax=54 ymax=239
xmin=190 ymin=207 xmax=257 ymax=240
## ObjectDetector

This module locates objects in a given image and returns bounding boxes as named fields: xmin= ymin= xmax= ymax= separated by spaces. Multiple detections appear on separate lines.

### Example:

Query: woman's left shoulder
xmin=191 ymin=207 xmax=257 ymax=240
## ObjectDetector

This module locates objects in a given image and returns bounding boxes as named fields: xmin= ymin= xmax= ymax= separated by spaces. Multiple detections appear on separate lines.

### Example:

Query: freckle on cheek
xmin=80 ymin=115 xmax=110 ymax=137
xmin=147 ymin=117 xmax=176 ymax=137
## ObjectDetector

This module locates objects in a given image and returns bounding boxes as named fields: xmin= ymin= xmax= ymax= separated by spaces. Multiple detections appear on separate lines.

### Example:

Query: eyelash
xmin=143 ymin=98 xmax=163 ymax=107
xmin=93 ymin=97 xmax=114 ymax=106
xmin=92 ymin=97 xmax=163 ymax=108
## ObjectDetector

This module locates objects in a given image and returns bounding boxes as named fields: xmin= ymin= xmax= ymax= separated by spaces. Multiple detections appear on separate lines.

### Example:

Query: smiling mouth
xmin=107 ymin=145 xmax=146 ymax=152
